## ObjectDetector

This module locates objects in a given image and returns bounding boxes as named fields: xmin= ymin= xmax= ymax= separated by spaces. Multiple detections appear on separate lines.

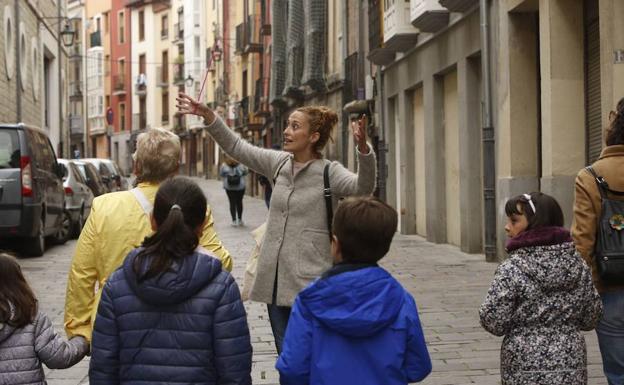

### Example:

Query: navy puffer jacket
xmin=89 ymin=248 xmax=252 ymax=385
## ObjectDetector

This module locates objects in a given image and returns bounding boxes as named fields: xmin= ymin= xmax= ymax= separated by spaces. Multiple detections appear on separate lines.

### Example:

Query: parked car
xmin=73 ymin=161 xmax=109 ymax=197
xmin=58 ymin=159 xmax=94 ymax=238
xmin=0 ymin=124 xmax=68 ymax=256
xmin=82 ymin=158 xmax=128 ymax=191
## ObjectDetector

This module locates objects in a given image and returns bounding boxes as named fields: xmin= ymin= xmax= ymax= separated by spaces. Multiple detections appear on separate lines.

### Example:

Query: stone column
xmin=424 ymin=76 xmax=446 ymax=244
xmin=399 ymin=88 xmax=417 ymax=234
xmin=539 ymin=0 xmax=585 ymax=226
xmin=458 ymin=57 xmax=483 ymax=253
xmin=495 ymin=10 xmax=540 ymax=258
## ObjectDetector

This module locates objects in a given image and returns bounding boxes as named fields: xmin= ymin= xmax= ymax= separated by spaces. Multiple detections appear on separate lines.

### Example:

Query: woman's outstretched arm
xmin=177 ymin=93 xmax=288 ymax=178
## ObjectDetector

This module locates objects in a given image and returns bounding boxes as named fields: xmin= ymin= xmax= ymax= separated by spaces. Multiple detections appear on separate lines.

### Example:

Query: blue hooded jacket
xmin=276 ymin=265 xmax=431 ymax=385
xmin=89 ymin=248 xmax=252 ymax=385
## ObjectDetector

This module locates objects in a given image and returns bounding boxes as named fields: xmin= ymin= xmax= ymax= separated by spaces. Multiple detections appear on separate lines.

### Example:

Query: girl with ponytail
xmin=177 ymin=93 xmax=377 ymax=354
xmin=89 ymin=177 xmax=252 ymax=385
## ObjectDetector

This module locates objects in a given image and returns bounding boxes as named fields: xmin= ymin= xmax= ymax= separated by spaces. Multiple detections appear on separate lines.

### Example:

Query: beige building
xmin=0 ymin=0 xmax=71 ymax=156
xmin=376 ymin=0 xmax=624 ymax=260
xmin=85 ymin=0 xmax=111 ymax=158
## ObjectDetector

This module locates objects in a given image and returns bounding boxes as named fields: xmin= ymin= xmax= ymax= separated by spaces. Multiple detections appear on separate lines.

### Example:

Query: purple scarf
xmin=505 ymin=226 xmax=573 ymax=252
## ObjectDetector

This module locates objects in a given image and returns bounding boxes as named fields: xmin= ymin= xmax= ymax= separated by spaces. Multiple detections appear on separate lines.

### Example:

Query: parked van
xmin=0 ymin=124 xmax=67 ymax=256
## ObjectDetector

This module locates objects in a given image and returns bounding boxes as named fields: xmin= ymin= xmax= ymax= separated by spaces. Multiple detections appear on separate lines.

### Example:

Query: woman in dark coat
xmin=89 ymin=177 xmax=251 ymax=385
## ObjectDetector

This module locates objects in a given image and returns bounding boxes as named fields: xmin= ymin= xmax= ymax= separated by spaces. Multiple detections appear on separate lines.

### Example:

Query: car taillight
xmin=20 ymin=156 xmax=32 ymax=197
xmin=64 ymin=186 xmax=74 ymax=196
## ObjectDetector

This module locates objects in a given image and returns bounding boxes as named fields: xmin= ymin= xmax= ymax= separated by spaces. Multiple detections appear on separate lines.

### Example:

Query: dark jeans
xmin=225 ymin=189 xmax=245 ymax=221
xmin=597 ymin=289 xmax=624 ymax=385
xmin=267 ymin=303 xmax=291 ymax=355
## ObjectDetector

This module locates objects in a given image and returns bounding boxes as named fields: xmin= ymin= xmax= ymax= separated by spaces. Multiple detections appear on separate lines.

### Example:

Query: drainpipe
xmin=58 ymin=0 xmax=65 ymax=157
xmin=15 ymin=0 xmax=21 ymax=122
xmin=376 ymin=66 xmax=386 ymax=202
xmin=480 ymin=0 xmax=497 ymax=261
xmin=341 ymin=0 xmax=348 ymax=165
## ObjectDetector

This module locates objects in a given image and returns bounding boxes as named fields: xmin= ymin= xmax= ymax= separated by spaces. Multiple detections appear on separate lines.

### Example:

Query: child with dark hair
xmin=0 ymin=253 xmax=88 ymax=384
xmin=89 ymin=177 xmax=252 ymax=385
xmin=276 ymin=196 xmax=432 ymax=385
xmin=480 ymin=192 xmax=603 ymax=385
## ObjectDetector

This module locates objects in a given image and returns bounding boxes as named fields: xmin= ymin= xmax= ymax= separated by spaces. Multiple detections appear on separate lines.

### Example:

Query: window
xmin=104 ymin=54 xmax=110 ymax=75
xmin=139 ymin=97 xmax=146 ymax=129
xmin=162 ymin=92 xmax=169 ymax=123
xmin=139 ymin=10 xmax=145 ymax=41
xmin=104 ymin=12 xmax=109 ymax=34
xmin=193 ymin=0 xmax=200 ymax=26
xmin=118 ymin=58 xmax=125 ymax=76
xmin=194 ymin=36 xmax=200 ymax=57
xmin=105 ymin=95 xmax=110 ymax=110
xmin=161 ymin=50 xmax=168 ymax=82
xmin=119 ymin=103 xmax=126 ymax=131
xmin=96 ymin=17 xmax=101 ymax=32
xmin=139 ymin=54 xmax=146 ymax=75
xmin=118 ymin=11 xmax=125 ymax=44
xmin=161 ymin=14 xmax=168 ymax=39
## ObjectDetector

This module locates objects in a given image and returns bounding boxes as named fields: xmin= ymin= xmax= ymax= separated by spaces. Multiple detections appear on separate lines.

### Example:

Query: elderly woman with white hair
xmin=64 ymin=127 xmax=232 ymax=343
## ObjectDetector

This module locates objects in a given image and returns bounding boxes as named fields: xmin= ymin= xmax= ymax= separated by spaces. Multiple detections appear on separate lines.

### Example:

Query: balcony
xmin=411 ymin=0 xmax=450 ymax=33
xmin=367 ymin=1 xmax=396 ymax=66
xmin=90 ymin=31 xmax=101 ymax=48
xmin=161 ymin=28 xmax=169 ymax=40
xmin=135 ymin=74 xmax=147 ymax=95
xmin=69 ymin=44 xmax=82 ymax=60
xmin=161 ymin=113 xmax=169 ymax=124
xmin=173 ymin=63 xmax=185 ymax=85
xmin=69 ymin=81 xmax=83 ymax=100
xmin=235 ymin=16 xmax=263 ymax=56
xmin=383 ymin=1 xmax=419 ymax=52
xmin=439 ymin=0 xmax=478 ymax=12
xmin=113 ymin=74 xmax=126 ymax=95
xmin=69 ymin=115 xmax=83 ymax=136
xmin=157 ymin=66 xmax=169 ymax=87
xmin=234 ymin=97 xmax=249 ymax=129
xmin=172 ymin=22 xmax=184 ymax=45
xmin=253 ymin=77 xmax=270 ymax=117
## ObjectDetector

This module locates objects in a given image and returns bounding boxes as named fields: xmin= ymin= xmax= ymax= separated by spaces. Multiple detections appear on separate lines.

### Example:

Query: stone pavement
xmin=11 ymin=177 xmax=607 ymax=385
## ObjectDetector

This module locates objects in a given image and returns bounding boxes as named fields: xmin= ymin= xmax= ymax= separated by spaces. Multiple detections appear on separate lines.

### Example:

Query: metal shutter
xmin=585 ymin=15 xmax=602 ymax=164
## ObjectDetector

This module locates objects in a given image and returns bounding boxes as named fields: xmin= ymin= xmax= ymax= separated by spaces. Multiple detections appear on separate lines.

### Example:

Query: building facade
xmin=0 ymin=0 xmax=71 ymax=157
xmin=374 ymin=0 xmax=624 ymax=260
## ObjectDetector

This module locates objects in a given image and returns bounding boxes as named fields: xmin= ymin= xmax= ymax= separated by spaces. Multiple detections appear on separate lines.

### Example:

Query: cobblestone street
xmin=11 ymin=178 xmax=606 ymax=385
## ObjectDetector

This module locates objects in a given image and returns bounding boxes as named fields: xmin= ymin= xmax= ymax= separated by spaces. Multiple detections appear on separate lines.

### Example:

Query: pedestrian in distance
xmin=177 ymin=92 xmax=377 ymax=354
xmin=64 ymin=127 xmax=231 ymax=345
xmin=220 ymin=155 xmax=249 ymax=226
xmin=276 ymin=196 xmax=432 ymax=385
xmin=0 ymin=253 xmax=89 ymax=384
xmin=572 ymin=96 xmax=624 ymax=385
xmin=89 ymin=177 xmax=252 ymax=385
xmin=480 ymin=192 xmax=603 ymax=385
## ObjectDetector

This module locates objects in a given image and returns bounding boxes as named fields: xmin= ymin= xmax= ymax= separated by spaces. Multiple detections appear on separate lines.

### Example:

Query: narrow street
xmin=13 ymin=177 xmax=606 ymax=385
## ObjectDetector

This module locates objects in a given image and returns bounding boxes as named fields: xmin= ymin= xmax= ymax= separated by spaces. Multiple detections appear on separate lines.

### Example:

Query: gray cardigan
xmin=0 ymin=311 xmax=88 ymax=385
xmin=205 ymin=117 xmax=377 ymax=306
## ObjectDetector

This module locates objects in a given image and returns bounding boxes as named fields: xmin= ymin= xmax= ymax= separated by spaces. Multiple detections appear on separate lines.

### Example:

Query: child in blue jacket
xmin=276 ymin=196 xmax=432 ymax=385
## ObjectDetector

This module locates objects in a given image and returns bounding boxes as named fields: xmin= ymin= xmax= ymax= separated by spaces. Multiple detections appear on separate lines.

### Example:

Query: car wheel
xmin=24 ymin=217 xmax=45 ymax=257
xmin=52 ymin=211 xmax=71 ymax=245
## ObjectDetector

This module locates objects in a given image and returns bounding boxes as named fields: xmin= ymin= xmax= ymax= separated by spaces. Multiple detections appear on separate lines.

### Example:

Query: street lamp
xmin=185 ymin=74 xmax=194 ymax=88
xmin=60 ymin=21 xmax=76 ymax=47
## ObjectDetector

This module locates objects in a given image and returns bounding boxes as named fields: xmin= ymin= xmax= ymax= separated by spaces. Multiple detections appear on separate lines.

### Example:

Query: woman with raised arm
xmin=177 ymin=93 xmax=377 ymax=353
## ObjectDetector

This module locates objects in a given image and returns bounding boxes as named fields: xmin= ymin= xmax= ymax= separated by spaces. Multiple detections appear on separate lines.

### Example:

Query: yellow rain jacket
xmin=64 ymin=182 xmax=232 ymax=342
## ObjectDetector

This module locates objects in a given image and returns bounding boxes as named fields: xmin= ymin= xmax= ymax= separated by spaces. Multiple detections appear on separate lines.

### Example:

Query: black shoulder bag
xmin=585 ymin=166 xmax=624 ymax=285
